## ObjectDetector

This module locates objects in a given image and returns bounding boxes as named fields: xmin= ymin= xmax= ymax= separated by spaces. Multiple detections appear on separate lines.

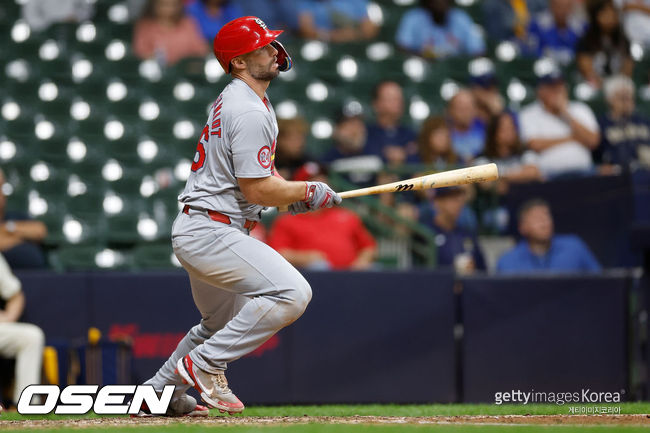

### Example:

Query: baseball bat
xmin=337 ymin=163 xmax=499 ymax=199
xmin=278 ymin=163 xmax=498 ymax=211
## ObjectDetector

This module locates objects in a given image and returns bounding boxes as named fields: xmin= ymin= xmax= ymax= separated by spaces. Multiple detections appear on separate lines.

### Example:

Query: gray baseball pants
xmin=145 ymin=208 xmax=311 ymax=396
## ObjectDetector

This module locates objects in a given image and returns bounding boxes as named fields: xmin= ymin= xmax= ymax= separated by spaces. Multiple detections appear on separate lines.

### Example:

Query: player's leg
xmin=177 ymin=226 xmax=311 ymax=369
xmin=144 ymin=277 xmax=248 ymax=398
xmin=0 ymin=323 xmax=44 ymax=403
xmin=174 ymin=226 xmax=311 ymax=411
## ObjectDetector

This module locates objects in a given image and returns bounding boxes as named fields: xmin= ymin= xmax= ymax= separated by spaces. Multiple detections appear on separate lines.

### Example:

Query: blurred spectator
xmin=323 ymin=107 xmax=380 ymax=185
xmin=576 ymin=0 xmax=634 ymax=87
xmin=365 ymin=81 xmax=418 ymax=165
xmin=447 ymin=89 xmax=486 ymax=164
xmin=297 ymin=0 xmax=379 ymax=42
xmin=476 ymin=112 xmax=542 ymax=191
xmin=133 ymin=0 xmax=209 ymax=66
xmin=128 ymin=0 xmax=148 ymax=20
xmin=185 ymin=0 xmax=244 ymax=42
xmin=419 ymin=186 xmax=485 ymax=274
xmin=396 ymin=0 xmax=485 ymax=58
xmin=526 ymin=0 xmax=587 ymax=65
xmin=417 ymin=116 xmax=458 ymax=169
xmin=275 ymin=117 xmax=311 ymax=180
xmin=0 ymin=254 xmax=45 ymax=406
xmin=22 ymin=0 xmax=94 ymax=32
xmin=497 ymin=199 xmax=601 ymax=273
xmin=239 ymin=0 xmax=300 ymax=30
xmin=596 ymin=75 xmax=650 ymax=170
xmin=468 ymin=58 xmax=506 ymax=124
xmin=481 ymin=0 xmax=547 ymax=43
xmin=519 ymin=61 xmax=600 ymax=178
xmin=616 ymin=0 xmax=650 ymax=47
xmin=0 ymin=170 xmax=47 ymax=270
xmin=268 ymin=163 xmax=377 ymax=270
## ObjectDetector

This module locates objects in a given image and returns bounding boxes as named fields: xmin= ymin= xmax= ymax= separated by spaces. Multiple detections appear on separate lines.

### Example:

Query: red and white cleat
xmin=176 ymin=355 xmax=245 ymax=414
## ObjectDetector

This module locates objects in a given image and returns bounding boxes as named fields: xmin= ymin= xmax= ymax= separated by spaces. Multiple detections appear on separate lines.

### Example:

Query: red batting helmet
xmin=213 ymin=16 xmax=293 ymax=74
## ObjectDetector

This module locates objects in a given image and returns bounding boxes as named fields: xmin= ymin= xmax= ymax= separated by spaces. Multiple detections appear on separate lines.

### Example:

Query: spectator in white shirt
xmin=615 ymin=0 xmax=650 ymax=47
xmin=519 ymin=59 xmax=600 ymax=178
xmin=0 ymin=255 xmax=44 ymax=407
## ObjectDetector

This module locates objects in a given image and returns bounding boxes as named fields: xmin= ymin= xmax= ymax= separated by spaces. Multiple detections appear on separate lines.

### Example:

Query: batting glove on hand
xmin=288 ymin=201 xmax=309 ymax=215
xmin=304 ymin=181 xmax=342 ymax=210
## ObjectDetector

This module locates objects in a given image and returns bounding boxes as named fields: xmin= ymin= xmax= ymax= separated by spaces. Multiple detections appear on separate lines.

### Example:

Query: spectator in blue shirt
xmin=185 ymin=0 xmax=244 ymax=42
xmin=481 ymin=0 xmax=547 ymax=43
xmin=525 ymin=0 xmax=587 ymax=65
xmin=596 ymin=74 xmax=650 ymax=171
xmin=238 ymin=0 xmax=300 ymax=31
xmin=322 ymin=107 xmax=380 ymax=186
xmin=365 ymin=81 xmax=418 ymax=166
xmin=419 ymin=186 xmax=485 ymax=274
xmin=297 ymin=0 xmax=379 ymax=42
xmin=447 ymin=89 xmax=486 ymax=164
xmin=396 ymin=0 xmax=485 ymax=58
xmin=497 ymin=199 xmax=601 ymax=273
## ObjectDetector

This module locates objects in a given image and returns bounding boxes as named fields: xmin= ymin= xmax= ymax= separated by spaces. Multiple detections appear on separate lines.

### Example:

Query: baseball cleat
xmin=176 ymin=355 xmax=245 ymax=414
xmin=131 ymin=393 xmax=209 ymax=417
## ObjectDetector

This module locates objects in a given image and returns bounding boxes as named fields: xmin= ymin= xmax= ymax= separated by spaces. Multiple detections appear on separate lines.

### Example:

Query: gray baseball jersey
xmin=146 ymin=81 xmax=311 ymax=401
xmin=178 ymin=78 xmax=279 ymax=221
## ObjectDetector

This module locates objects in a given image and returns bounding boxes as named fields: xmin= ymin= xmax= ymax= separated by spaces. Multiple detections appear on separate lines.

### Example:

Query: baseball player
xmin=140 ymin=16 xmax=341 ymax=416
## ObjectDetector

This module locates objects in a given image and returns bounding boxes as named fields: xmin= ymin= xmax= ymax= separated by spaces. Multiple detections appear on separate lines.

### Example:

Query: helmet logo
xmin=254 ymin=18 xmax=267 ymax=30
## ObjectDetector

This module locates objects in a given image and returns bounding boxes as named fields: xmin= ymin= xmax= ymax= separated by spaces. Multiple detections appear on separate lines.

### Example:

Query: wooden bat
xmin=338 ymin=163 xmax=499 ymax=199
xmin=278 ymin=164 xmax=498 ymax=211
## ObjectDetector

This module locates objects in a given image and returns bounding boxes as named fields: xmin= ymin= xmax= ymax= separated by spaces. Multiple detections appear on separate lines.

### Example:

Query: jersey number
xmin=191 ymin=125 xmax=210 ymax=172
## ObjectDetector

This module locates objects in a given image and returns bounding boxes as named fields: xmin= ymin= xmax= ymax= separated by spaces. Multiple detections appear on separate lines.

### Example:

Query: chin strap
xmin=270 ymin=40 xmax=292 ymax=72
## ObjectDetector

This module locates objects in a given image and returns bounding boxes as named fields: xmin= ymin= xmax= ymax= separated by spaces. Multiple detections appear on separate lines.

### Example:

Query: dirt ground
xmin=1 ymin=414 xmax=649 ymax=429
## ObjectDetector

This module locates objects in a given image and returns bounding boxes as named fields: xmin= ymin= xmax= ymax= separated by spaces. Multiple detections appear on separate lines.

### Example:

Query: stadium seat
xmin=105 ymin=210 xmax=142 ymax=244
xmin=50 ymin=245 xmax=131 ymax=271
xmin=132 ymin=242 xmax=181 ymax=270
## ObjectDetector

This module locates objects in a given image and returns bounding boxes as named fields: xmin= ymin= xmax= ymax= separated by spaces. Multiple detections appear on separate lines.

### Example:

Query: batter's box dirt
xmin=1 ymin=414 xmax=650 ymax=429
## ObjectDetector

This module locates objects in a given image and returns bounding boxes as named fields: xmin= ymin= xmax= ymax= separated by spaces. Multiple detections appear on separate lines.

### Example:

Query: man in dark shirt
xmin=420 ymin=186 xmax=485 ymax=273
xmin=0 ymin=169 xmax=47 ymax=269
xmin=365 ymin=80 xmax=418 ymax=165
xmin=596 ymin=74 xmax=650 ymax=170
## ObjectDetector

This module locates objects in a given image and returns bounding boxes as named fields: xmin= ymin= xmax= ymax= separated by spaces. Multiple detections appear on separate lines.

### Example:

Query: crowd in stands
xmin=12 ymin=0 xmax=650 ymax=275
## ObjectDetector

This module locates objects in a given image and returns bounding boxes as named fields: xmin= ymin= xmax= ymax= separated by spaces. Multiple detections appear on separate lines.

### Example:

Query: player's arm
xmin=0 ymin=291 xmax=24 ymax=323
xmin=238 ymin=176 xmax=308 ymax=207
xmin=8 ymin=221 xmax=47 ymax=242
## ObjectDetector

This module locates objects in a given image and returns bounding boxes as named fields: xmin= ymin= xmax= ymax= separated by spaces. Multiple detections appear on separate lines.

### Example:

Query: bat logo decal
xmin=395 ymin=184 xmax=414 ymax=192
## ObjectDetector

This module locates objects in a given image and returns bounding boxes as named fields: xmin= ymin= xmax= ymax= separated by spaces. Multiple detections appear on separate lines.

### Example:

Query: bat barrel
xmin=338 ymin=163 xmax=499 ymax=199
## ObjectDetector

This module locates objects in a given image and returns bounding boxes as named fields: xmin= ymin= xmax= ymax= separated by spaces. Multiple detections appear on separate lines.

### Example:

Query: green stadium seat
xmin=65 ymin=190 xmax=106 ymax=222
xmin=105 ymin=211 xmax=141 ymax=244
xmin=50 ymin=245 xmax=131 ymax=271
xmin=132 ymin=243 xmax=181 ymax=270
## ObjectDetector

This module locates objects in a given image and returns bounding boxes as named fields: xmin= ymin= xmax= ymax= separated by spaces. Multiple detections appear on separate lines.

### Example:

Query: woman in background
xmin=417 ymin=116 xmax=458 ymax=170
xmin=576 ymin=0 xmax=634 ymax=87
xmin=476 ymin=112 xmax=542 ymax=193
xmin=133 ymin=0 xmax=208 ymax=65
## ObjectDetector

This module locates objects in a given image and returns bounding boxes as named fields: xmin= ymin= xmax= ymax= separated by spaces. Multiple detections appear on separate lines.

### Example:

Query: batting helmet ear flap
xmin=270 ymin=40 xmax=292 ymax=72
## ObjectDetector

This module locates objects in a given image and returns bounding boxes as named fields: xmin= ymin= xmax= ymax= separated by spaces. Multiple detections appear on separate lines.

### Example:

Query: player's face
xmin=245 ymin=44 xmax=280 ymax=81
